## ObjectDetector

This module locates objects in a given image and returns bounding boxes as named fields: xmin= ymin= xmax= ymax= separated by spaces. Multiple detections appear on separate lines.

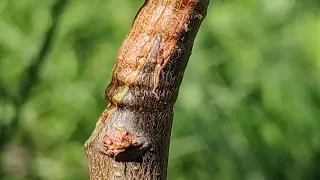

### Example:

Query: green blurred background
xmin=1 ymin=0 xmax=320 ymax=179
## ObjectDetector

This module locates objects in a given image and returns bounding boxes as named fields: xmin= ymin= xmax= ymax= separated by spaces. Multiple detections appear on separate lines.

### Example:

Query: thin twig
xmin=0 ymin=0 xmax=69 ymax=176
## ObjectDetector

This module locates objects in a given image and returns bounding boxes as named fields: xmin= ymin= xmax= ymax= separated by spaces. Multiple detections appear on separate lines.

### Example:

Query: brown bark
xmin=84 ymin=0 xmax=210 ymax=179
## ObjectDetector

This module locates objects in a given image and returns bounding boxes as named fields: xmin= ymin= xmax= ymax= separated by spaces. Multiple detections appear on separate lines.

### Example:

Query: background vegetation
xmin=1 ymin=0 xmax=320 ymax=179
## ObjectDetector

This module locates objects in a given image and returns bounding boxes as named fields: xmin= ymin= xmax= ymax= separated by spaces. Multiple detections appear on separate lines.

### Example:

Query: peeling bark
xmin=84 ymin=0 xmax=210 ymax=179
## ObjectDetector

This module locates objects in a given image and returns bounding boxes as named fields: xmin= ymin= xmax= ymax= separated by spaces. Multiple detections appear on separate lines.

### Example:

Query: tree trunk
xmin=84 ymin=0 xmax=210 ymax=179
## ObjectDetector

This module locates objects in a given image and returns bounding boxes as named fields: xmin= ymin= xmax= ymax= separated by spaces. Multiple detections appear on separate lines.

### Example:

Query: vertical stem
xmin=84 ymin=0 xmax=210 ymax=179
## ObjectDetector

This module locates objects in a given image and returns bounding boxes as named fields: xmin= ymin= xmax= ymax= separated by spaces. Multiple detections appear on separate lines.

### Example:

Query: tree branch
xmin=84 ymin=0 xmax=210 ymax=179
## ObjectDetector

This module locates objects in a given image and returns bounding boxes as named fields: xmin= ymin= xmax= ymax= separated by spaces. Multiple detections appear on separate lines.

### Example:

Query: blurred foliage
xmin=1 ymin=0 xmax=320 ymax=179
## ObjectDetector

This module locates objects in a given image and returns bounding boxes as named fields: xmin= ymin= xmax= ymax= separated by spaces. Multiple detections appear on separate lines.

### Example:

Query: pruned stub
xmin=100 ymin=128 xmax=146 ymax=161
xmin=102 ymin=128 xmax=135 ymax=155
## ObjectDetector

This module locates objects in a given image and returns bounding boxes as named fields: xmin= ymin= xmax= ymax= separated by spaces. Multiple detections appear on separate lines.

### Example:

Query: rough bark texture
xmin=84 ymin=0 xmax=210 ymax=179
